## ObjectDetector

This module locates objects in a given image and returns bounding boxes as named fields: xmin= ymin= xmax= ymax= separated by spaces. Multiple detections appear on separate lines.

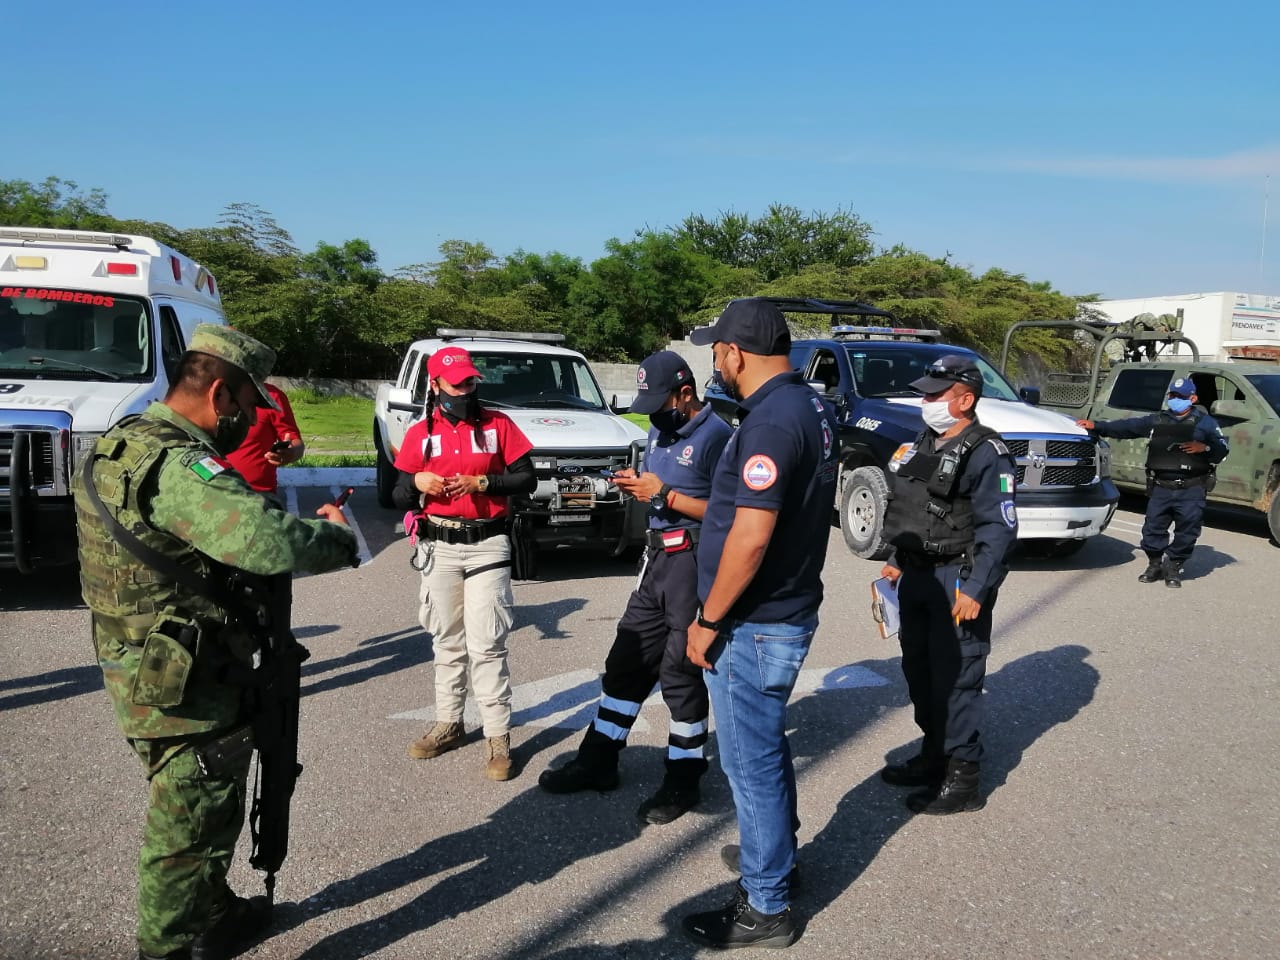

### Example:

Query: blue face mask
xmin=1167 ymin=397 xmax=1192 ymax=414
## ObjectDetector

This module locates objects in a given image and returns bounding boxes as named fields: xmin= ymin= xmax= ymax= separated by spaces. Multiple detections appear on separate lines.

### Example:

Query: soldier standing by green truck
xmin=73 ymin=325 xmax=358 ymax=960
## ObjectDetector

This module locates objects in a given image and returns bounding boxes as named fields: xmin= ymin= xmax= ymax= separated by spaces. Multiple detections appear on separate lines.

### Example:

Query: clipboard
xmin=870 ymin=577 xmax=901 ymax=640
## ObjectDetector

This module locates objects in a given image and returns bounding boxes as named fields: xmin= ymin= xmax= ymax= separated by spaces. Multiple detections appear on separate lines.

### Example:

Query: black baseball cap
xmin=909 ymin=354 xmax=985 ymax=397
xmin=688 ymin=298 xmax=792 ymax=356
xmin=631 ymin=350 xmax=695 ymax=414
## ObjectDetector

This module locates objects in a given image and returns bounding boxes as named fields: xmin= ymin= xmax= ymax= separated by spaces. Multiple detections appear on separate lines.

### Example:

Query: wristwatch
xmin=477 ymin=475 xmax=490 ymax=493
xmin=696 ymin=606 xmax=723 ymax=631
xmin=651 ymin=483 xmax=673 ymax=507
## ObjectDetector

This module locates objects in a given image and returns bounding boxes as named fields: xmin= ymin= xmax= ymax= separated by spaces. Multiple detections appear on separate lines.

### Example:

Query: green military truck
xmin=1000 ymin=319 xmax=1280 ymax=545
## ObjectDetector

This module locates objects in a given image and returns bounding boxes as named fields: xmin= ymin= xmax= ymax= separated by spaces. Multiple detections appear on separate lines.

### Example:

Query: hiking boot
xmin=1163 ymin=560 xmax=1182 ymax=588
xmin=907 ymin=759 xmax=985 ymax=815
xmin=485 ymin=733 xmax=514 ymax=781
xmin=720 ymin=844 xmax=802 ymax=892
xmin=538 ymin=755 xmax=619 ymax=794
xmin=880 ymin=752 xmax=946 ymax=787
xmin=636 ymin=777 xmax=700 ymax=824
xmin=407 ymin=721 xmax=465 ymax=760
xmin=139 ymin=951 xmax=191 ymax=960
xmin=682 ymin=886 xmax=797 ymax=949
xmin=1138 ymin=558 xmax=1164 ymax=583
xmin=191 ymin=894 xmax=271 ymax=960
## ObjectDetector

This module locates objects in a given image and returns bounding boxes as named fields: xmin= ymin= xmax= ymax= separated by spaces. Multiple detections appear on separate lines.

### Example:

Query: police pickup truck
xmin=1001 ymin=318 xmax=1280 ymax=545
xmin=765 ymin=298 xmax=1118 ymax=560
xmin=0 ymin=226 xmax=227 ymax=572
xmin=373 ymin=330 xmax=649 ymax=572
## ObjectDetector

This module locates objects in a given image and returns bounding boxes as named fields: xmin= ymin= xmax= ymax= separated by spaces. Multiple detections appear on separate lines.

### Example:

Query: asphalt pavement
xmin=1 ymin=491 xmax=1277 ymax=959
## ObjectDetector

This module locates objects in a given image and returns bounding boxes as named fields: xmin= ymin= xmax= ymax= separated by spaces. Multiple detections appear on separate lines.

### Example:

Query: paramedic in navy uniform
xmin=680 ymin=298 xmax=840 ymax=950
xmin=878 ymin=355 xmax=1018 ymax=817
xmin=539 ymin=350 xmax=732 ymax=824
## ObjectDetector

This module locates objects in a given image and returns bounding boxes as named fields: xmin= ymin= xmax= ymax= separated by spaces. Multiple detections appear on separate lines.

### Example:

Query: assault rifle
xmin=242 ymin=572 xmax=309 ymax=909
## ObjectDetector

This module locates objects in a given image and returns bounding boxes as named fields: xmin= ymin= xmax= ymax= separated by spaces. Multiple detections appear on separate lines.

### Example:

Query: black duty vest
xmin=1145 ymin=411 xmax=1208 ymax=477
xmin=883 ymin=421 xmax=1000 ymax=559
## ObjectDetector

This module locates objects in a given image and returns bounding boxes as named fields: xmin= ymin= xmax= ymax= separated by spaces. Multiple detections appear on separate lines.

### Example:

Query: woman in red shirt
xmin=392 ymin=346 xmax=535 ymax=780
xmin=226 ymin=382 xmax=305 ymax=495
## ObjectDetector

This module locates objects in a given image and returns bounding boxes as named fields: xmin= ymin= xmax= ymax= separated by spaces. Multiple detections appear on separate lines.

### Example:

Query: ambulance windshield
xmin=0 ymin=288 xmax=151 ymax=381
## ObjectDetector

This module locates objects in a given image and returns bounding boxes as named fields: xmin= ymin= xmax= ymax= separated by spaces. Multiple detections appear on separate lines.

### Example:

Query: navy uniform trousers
xmin=1142 ymin=484 xmax=1206 ymax=564
xmin=896 ymin=559 xmax=995 ymax=765
xmin=579 ymin=544 xmax=709 ymax=780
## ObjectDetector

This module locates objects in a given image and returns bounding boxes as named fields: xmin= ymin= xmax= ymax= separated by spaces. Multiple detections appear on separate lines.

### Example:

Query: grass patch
xmin=286 ymin=391 xmax=375 ymax=455
xmin=292 ymin=453 xmax=376 ymax=468
xmin=623 ymin=413 xmax=649 ymax=429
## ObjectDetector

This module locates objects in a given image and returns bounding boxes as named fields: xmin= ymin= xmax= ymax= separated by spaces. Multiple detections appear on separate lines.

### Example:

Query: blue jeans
xmin=703 ymin=617 xmax=816 ymax=915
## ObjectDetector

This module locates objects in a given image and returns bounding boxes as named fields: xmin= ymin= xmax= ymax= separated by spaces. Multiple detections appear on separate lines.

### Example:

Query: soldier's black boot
xmin=139 ymin=950 xmax=191 ymax=960
xmin=636 ymin=758 xmax=706 ymax=824
xmin=907 ymin=759 xmax=985 ymax=815
xmin=880 ymin=751 xmax=946 ymax=787
xmin=1138 ymin=553 xmax=1164 ymax=583
xmin=1163 ymin=559 xmax=1183 ymax=588
xmin=190 ymin=895 xmax=272 ymax=960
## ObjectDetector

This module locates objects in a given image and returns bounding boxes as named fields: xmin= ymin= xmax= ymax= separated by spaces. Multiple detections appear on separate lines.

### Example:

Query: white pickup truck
xmin=373 ymin=330 xmax=650 ymax=568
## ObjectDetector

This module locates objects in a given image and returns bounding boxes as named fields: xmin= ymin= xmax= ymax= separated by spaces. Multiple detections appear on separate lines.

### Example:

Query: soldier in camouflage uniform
xmin=72 ymin=325 xmax=358 ymax=960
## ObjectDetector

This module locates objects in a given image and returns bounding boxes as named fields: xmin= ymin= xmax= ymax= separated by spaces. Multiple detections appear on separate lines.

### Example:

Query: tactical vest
xmin=75 ymin=415 xmax=230 ymax=640
xmin=883 ymin=421 xmax=1001 ymax=559
xmin=1145 ymin=411 xmax=1208 ymax=477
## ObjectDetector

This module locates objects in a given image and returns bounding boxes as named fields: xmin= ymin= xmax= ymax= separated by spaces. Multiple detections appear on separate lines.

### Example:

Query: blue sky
xmin=9 ymin=1 xmax=1278 ymax=299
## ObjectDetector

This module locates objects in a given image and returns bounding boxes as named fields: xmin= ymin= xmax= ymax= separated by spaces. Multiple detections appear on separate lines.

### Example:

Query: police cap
xmin=631 ymin=350 xmax=695 ymax=414
xmin=909 ymin=354 xmax=985 ymax=398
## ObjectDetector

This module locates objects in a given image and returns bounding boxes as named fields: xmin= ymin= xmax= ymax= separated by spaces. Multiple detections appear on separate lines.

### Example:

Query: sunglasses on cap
xmin=923 ymin=362 xmax=983 ymax=387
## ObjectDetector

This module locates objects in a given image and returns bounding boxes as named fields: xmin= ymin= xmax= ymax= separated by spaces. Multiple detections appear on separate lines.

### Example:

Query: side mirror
xmin=386 ymin=386 xmax=422 ymax=415
xmin=1019 ymin=386 xmax=1042 ymax=406
xmin=805 ymin=379 xmax=829 ymax=394
xmin=1211 ymin=398 xmax=1250 ymax=421
xmin=610 ymin=393 xmax=633 ymax=415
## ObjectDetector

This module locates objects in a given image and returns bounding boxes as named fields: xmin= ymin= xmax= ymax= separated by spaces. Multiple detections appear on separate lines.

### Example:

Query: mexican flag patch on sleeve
xmin=190 ymin=456 xmax=230 ymax=481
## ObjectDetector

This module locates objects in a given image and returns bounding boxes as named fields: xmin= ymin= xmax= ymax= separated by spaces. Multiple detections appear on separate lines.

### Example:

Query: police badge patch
xmin=1000 ymin=500 xmax=1017 ymax=527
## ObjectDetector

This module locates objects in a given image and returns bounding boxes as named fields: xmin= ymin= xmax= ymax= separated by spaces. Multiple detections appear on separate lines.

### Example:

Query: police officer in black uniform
xmin=879 ymin=355 xmax=1018 ymax=816
xmin=539 ymin=351 xmax=732 ymax=824
xmin=1078 ymin=376 xmax=1228 ymax=588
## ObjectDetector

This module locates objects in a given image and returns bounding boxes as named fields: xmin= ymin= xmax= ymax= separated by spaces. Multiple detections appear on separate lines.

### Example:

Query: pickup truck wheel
xmin=841 ymin=466 xmax=891 ymax=561
xmin=374 ymin=431 xmax=396 ymax=508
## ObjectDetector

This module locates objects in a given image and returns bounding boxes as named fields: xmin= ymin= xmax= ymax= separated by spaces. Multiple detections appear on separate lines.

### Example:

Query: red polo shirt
xmin=226 ymin=383 xmax=301 ymax=494
xmin=394 ymin=409 xmax=533 ymax=520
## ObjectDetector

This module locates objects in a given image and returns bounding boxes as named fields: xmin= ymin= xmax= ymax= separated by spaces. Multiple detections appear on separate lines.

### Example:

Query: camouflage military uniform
xmin=74 ymin=398 xmax=357 ymax=958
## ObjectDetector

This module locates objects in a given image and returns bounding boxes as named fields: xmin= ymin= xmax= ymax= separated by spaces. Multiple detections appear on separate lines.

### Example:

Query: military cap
xmin=188 ymin=323 xmax=280 ymax=410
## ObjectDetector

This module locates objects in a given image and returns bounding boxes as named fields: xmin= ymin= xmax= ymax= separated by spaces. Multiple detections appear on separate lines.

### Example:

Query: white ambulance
xmin=0 ymin=226 xmax=226 ymax=571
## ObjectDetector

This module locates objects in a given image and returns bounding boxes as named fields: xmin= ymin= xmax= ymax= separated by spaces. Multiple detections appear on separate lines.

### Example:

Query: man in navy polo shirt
xmin=681 ymin=299 xmax=840 ymax=950
xmin=539 ymin=350 xmax=732 ymax=824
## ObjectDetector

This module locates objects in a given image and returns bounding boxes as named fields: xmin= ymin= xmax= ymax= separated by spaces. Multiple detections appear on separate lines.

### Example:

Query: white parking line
xmin=331 ymin=485 xmax=373 ymax=566
xmin=388 ymin=663 xmax=892 ymax=732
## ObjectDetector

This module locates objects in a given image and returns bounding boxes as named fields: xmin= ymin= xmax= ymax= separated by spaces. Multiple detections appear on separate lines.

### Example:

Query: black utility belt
xmin=898 ymin=551 xmax=966 ymax=568
xmin=646 ymin=527 xmax=699 ymax=554
xmin=1150 ymin=474 xmax=1209 ymax=490
xmin=419 ymin=516 xmax=508 ymax=545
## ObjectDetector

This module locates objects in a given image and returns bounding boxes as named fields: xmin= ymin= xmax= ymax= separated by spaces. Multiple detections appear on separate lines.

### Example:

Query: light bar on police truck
xmin=831 ymin=324 xmax=943 ymax=339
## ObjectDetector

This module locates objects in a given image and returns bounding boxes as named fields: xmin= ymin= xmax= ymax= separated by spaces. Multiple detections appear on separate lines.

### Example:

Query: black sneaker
xmin=682 ymin=887 xmax=797 ymax=949
xmin=636 ymin=779 xmax=700 ymax=824
xmin=719 ymin=844 xmax=802 ymax=892
xmin=538 ymin=757 xmax=619 ymax=794
xmin=191 ymin=894 xmax=272 ymax=960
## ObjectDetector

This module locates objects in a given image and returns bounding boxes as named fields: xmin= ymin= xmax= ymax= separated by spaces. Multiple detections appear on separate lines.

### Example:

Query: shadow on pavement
xmin=0 ymin=663 xmax=101 ymax=712
xmin=302 ymin=625 xmax=431 ymax=697
xmin=0 ymin=567 xmax=85 ymax=612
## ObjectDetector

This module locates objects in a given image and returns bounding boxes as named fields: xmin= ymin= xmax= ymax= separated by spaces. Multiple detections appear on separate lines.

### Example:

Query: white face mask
xmin=921 ymin=399 xmax=959 ymax=434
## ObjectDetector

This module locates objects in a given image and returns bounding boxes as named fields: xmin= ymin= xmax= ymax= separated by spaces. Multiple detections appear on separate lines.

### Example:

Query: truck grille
xmin=1005 ymin=436 xmax=1099 ymax=490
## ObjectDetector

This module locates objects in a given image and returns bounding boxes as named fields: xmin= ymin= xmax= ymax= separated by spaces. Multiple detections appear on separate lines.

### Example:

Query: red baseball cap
xmin=426 ymin=346 xmax=483 ymax=385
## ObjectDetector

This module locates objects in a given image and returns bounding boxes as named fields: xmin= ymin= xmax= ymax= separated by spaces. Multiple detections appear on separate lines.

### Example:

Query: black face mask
xmin=438 ymin=391 xmax=481 ymax=423
xmin=649 ymin=406 xmax=689 ymax=434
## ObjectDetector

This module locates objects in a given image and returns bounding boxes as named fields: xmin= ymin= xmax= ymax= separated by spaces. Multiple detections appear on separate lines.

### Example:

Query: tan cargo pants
xmin=416 ymin=534 xmax=514 ymax=738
